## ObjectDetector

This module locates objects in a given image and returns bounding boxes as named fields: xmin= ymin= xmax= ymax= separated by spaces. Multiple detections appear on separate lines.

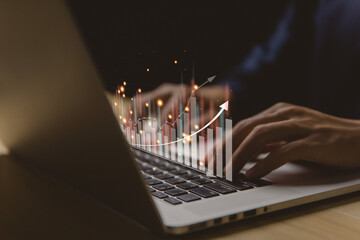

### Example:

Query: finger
xmin=259 ymin=141 xmax=287 ymax=153
xmin=229 ymin=120 xmax=308 ymax=174
xmin=245 ymin=140 xmax=306 ymax=179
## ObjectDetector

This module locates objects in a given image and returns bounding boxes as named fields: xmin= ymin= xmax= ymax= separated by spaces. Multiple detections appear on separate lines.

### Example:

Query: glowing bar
xmin=191 ymin=131 xmax=197 ymax=168
xmin=146 ymin=133 xmax=151 ymax=152
xmin=184 ymin=113 xmax=190 ymax=166
xmin=216 ymin=127 xmax=223 ymax=178
xmin=177 ymin=138 xmax=182 ymax=163
xmin=171 ymin=127 xmax=176 ymax=161
xmin=164 ymin=135 xmax=169 ymax=158
xmin=136 ymin=133 xmax=140 ymax=147
xmin=190 ymin=97 xmax=197 ymax=131
xmin=151 ymin=127 xmax=157 ymax=154
xmin=126 ymin=126 xmax=131 ymax=143
xmin=158 ymin=132 xmax=163 ymax=156
xmin=207 ymin=128 xmax=214 ymax=176
xmin=225 ymin=119 xmax=232 ymax=181
xmin=199 ymin=136 xmax=205 ymax=171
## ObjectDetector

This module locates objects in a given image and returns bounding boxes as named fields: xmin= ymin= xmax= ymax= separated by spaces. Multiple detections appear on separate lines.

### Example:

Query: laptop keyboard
xmin=132 ymin=148 xmax=271 ymax=205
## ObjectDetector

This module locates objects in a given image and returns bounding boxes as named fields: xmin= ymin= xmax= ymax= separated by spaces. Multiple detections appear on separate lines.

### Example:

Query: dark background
xmin=67 ymin=1 xmax=290 ymax=94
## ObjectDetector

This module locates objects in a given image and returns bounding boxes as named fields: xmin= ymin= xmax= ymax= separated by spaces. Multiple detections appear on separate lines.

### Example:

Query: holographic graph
xmin=113 ymin=76 xmax=233 ymax=181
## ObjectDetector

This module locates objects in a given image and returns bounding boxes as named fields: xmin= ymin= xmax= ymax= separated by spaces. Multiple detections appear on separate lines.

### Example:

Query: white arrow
xmin=197 ymin=75 xmax=216 ymax=89
xmin=137 ymin=101 xmax=228 ymax=147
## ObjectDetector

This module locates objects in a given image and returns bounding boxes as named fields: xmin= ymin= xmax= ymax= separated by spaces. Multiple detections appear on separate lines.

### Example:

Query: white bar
xmin=199 ymin=136 xmax=205 ymax=171
xmin=207 ymin=128 xmax=214 ymax=176
xmin=184 ymin=113 xmax=190 ymax=165
xmin=136 ymin=133 xmax=140 ymax=147
xmin=171 ymin=127 xmax=176 ymax=161
xmin=225 ymin=119 xmax=233 ymax=181
xmin=158 ymin=132 xmax=163 ymax=156
xmin=191 ymin=131 xmax=197 ymax=168
xmin=177 ymin=138 xmax=182 ymax=163
xmin=151 ymin=128 xmax=157 ymax=154
xmin=164 ymin=136 xmax=169 ymax=159
xmin=190 ymin=97 xmax=197 ymax=131
xmin=216 ymin=127 xmax=223 ymax=178
xmin=146 ymin=133 xmax=151 ymax=152
xmin=126 ymin=126 xmax=131 ymax=143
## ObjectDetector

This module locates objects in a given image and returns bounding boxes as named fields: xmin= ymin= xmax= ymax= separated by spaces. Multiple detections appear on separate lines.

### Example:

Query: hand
xmin=228 ymin=102 xmax=360 ymax=180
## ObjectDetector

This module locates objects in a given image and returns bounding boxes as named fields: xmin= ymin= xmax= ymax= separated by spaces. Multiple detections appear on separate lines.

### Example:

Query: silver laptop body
xmin=0 ymin=0 xmax=359 ymax=235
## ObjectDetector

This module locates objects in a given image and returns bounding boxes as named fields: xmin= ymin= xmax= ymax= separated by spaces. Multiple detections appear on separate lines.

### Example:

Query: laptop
xmin=0 ymin=0 xmax=359 ymax=235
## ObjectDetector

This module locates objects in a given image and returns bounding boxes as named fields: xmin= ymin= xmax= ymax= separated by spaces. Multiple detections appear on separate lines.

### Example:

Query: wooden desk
xmin=0 ymin=155 xmax=359 ymax=240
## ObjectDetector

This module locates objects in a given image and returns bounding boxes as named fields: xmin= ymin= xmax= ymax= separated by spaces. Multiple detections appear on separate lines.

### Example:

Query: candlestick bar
xmin=191 ymin=131 xmax=197 ymax=168
xmin=171 ymin=127 xmax=176 ymax=161
xmin=199 ymin=136 xmax=205 ymax=171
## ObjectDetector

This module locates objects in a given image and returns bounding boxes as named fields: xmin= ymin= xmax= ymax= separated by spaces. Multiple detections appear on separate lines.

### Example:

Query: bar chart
xmin=114 ymin=79 xmax=233 ymax=181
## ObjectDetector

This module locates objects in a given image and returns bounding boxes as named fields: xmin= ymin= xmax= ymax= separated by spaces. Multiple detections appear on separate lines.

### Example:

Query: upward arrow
xmin=137 ymin=101 xmax=229 ymax=147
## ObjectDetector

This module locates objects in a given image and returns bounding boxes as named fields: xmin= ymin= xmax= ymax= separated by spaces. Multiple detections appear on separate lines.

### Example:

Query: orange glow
xmin=199 ymin=161 xmax=204 ymax=167
xmin=138 ymin=88 xmax=142 ymax=93
xmin=157 ymin=99 xmax=163 ymax=107
xmin=185 ymin=106 xmax=190 ymax=112
xmin=145 ymin=102 xmax=149 ymax=107
xmin=156 ymin=139 xmax=160 ymax=144
xmin=117 ymin=89 xmax=121 ymax=94
xmin=114 ymin=102 xmax=117 ymax=106
xmin=131 ymin=135 xmax=134 ymax=139
xmin=194 ymin=84 xmax=199 ymax=90
xmin=139 ymin=130 xmax=143 ymax=134
xmin=130 ymin=110 xmax=133 ymax=115
xmin=123 ymin=81 xmax=127 ymax=86
xmin=123 ymin=118 xmax=127 ymax=124
xmin=194 ymin=124 xmax=199 ymax=130
xmin=122 ymin=93 xmax=126 ymax=98
xmin=119 ymin=115 xmax=122 ymax=119
xmin=131 ymin=97 xmax=133 ymax=100
xmin=120 ymin=86 xmax=125 ymax=92
xmin=174 ymin=60 xmax=178 ymax=64
xmin=168 ymin=114 xmax=173 ymax=120
xmin=146 ymin=68 xmax=150 ymax=72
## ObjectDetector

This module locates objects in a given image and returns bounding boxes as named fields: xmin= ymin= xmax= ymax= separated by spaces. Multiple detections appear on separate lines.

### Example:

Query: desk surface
xmin=0 ymin=155 xmax=359 ymax=240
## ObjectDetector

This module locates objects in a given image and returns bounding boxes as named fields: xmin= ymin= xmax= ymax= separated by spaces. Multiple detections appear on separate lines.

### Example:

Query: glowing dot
xmin=157 ymin=99 xmax=163 ymax=107
xmin=156 ymin=139 xmax=160 ymax=144
xmin=146 ymin=68 xmax=150 ymax=72
xmin=185 ymin=106 xmax=190 ymax=112
xmin=194 ymin=124 xmax=199 ymax=130
xmin=188 ymin=137 xmax=191 ymax=142
xmin=122 ymin=93 xmax=126 ymax=98
xmin=138 ymin=88 xmax=142 ymax=93
xmin=117 ymin=90 xmax=121 ymax=94
xmin=131 ymin=97 xmax=133 ymax=100
xmin=148 ymin=122 xmax=151 ymax=126
xmin=182 ymin=132 xmax=186 ymax=137
xmin=130 ymin=110 xmax=133 ymax=115
xmin=168 ymin=114 xmax=173 ymax=120
xmin=114 ymin=102 xmax=117 ymax=106
xmin=131 ymin=135 xmax=134 ymax=139
xmin=139 ymin=130 xmax=143 ymax=134
xmin=194 ymin=84 xmax=199 ymax=90
xmin=199 ymin=161 xmax=204 ymax=167
xmin=123 ymin=118 xmax=127 ymax=124
xmin=145 ymin=102 xmax=149 ymax=107
xmin=123 ymin=81 xmax=127 ymax=86
xmin=119 ymin=115 xmax=122 ymax=119
xmin=182 ymin=140 xmax=186 ymax=144
xmin=120 ymin=86 xmax=125 ymax=92
xmin=174 ymin=60 xmax=178 ymax=64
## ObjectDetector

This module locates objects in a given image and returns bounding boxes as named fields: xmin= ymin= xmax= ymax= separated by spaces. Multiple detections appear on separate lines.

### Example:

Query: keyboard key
xmin=146 ymin=178 xmax=162 ymax=185
xmin=166 ymin=177 xmax=186 ymax=185
xmin=169 ymin=169 xmax=188 ymax=175
xmin=204 ymin=182 xmax=237 ymax=194
xmin=164 ymin=197 xmax=182 ymax=205
xmin=181 ymin=173 xmax=200 ymax=180
xmin=177 ymin=193 xmax=201 ymax=202
xmin=153 ymin=183 xmax=175 ymax=191
xmin=147 ymin=186 xmax=155 ymax=192
xmin=165 ymin=188 xmax=187 ymax=196
xmin=142 ymin=173 xmax=151 ymax=179
xmin=248 ymin=179 xmax=272 ymax=187
xmin=152 ymin=191 xmax=168 ymax=199
xmin=190 ymin=187 xmax=219 ymax=198
xmin=144 ymin=168 xmax=162 ymax=175
xmin=192 ymin=177 xmax=212 ymax=185
xmin=155 ymin=173 xmax=174 ymax=180
xmin=177 ymin=182 xmax=199 ymax=190
xmin=160 ymin=165 xmax=177 ymax=171
xmin=237 ymin=184 xmax=253 ymax=191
